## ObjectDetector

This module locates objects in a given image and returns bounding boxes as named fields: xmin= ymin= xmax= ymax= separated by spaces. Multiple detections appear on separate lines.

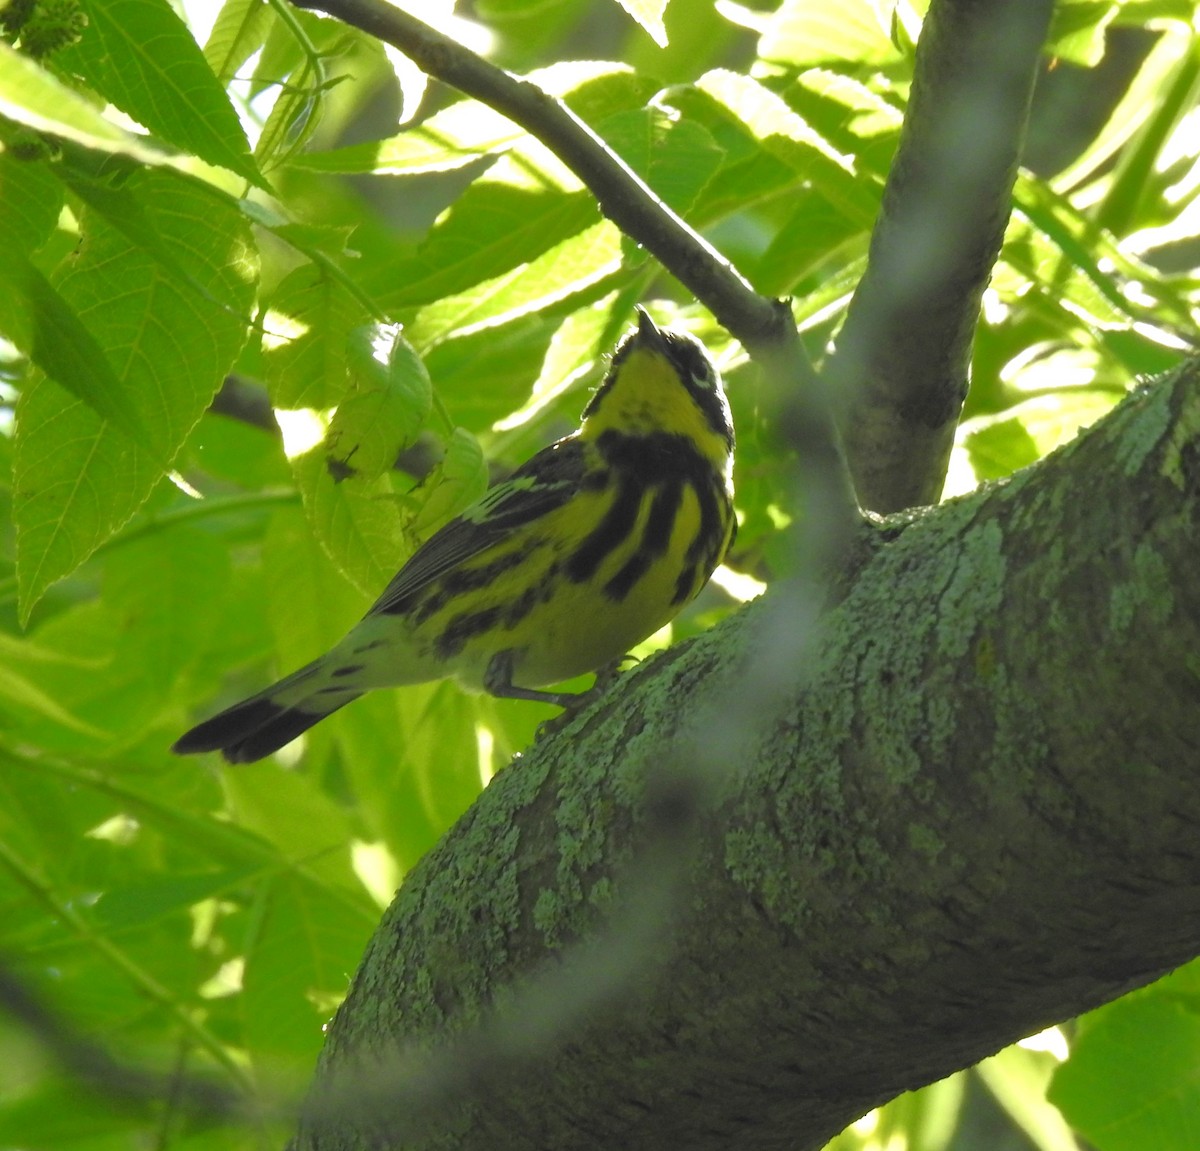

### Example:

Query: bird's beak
xmin=634 ymin=305 xmax=667 ymax=350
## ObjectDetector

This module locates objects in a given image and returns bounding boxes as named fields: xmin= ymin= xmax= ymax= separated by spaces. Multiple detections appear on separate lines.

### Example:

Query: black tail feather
xmin=173 ymin=692 xmax=359 ymax=763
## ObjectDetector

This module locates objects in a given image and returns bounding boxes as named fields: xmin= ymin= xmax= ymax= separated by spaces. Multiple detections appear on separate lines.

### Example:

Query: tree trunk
xmin=293 ymin=361 xmax=1200 ymax=1150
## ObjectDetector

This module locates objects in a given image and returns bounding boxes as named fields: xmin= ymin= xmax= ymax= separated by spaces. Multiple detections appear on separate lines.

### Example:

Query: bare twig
xmin=825 ymin=0 xmax=1055 ymax=512
xmin=211 ymin=373 xmax=279 ymax=433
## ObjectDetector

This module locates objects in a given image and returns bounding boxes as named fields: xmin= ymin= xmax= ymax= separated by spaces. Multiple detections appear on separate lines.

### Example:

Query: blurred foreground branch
xmin=0 ymin=959 xmax=259 ymax=1126
xmin=826 ymin=0 xmax=1055 ymax=511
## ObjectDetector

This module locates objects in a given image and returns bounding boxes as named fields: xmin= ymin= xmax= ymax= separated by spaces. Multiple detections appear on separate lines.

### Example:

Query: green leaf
xmin=1051 ymin=27 xmax=1195 ymax=195
xmin=92 ymin=867 xmax=257 ymax=929
xmin=0 ymin=151 xmax=63 ymax=253
xmin=1047 ymin=1 xmax=1119 ymax=67
xmin=326 ymin=326 xmax=433 ymax=481
xmin=177 ymin=418 xmax=292 ymax=497
xmin=288 ymin=61 xmax=648 ymax=176
xmin=422 ymin=313 xmax=563 ymax=429
xmin=374 ymin=146 xmax=599 ymax=312
xmin=290 ymin=104 xmax=521 ymax=175
xmin=250 ymin=4 xmax=336 ymax=99
xmin=0 ymin=1081 xmax=149 ymax=1148
xmin=12 ymin=169 xmax=257 ymax=620
xmin=1012 ymin=174 xmax=1196 ymax=337
xmin=381 ymin=37 xmax=429 ymax=127
xmin=223 ymin=765 xmax=359 ymax=877
xmin=977 ymin=1043 xmax=1079 ymax=1151
xmin=758 ymin=0 xmax=900 ymax=69
xmin=1050 ymin=990 xmax=1200 ymax=1151
xmin=962 ymin=392 xmax=1122 ymax=481
xmin=262 ymin=262 xmax=372 ymax=409
xmin=0 ymin=42 xmax=173 ymax=165
xmin=1094 ymin=31 xmax=1200 ymax=237
xmin=3 ymin=528 xmax=235 ymax=751
xmin=494 ymin=300 xmax=617 ymax=432
xmin=781 ymin=68 xmax=902 ymax=177
xmin=262 ymin=504 xmax=368 ymax=679
xmin=661 ymin=76 xmax=879 ymax=229
xmin=239 ymin=871 xmax=373 ymax=1067
xmin=103 ymin=528 xmax=236 ymax=692
xmin=755 ymin=196 xmax=866 ymax=294
xmin=0 ymin=634 xmax=107 ymax=736
xmin=408 ymin=427 xmax=488 ymax=539
xmin=1111 ymin=1 xmax=1200 ymax=24
xmin=598 ymin=105 xmax=725 ymax=214
xmin=406 ymin=220 xmax=625 ymax=346
xmin=59 ymin=0 xmax=264 ymax=186
xmin=292 ymin=133 xmax=495 ymax=177
xmin=615 ymin=0 xmax=668 ymax=47
xmin=204 ymin=0 xmax=273 ymax=83
xmin=55 ymin=143 xmax=230 ymax=305
xmin=550 ymin=59 xmax=659 ymax=119
xmin=692 ymin=70 xmax=878 ymax=222
xmin=333 ymin=685 xmax=485 ymax=871
xmin=0 ymin=252 xmax=156 ymax=448
xmin=4 ymin=603 xmax=126 ymax=754
xmin=253 ymin=38 xmax=332 ymax=173
xmin=291 ymin=449 xmax=406 ymax=600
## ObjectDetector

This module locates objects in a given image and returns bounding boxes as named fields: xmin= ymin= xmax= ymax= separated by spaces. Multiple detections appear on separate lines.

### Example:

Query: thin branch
xmin=211 ymin=373 xmax=279 ymax=433
xmin=292 ymin=0 xmax=776 ymax=348
xmin=289 ymin=0 xmax=862 ymax=528
xmin=825 ymin=0 xmax=1055 ymax=513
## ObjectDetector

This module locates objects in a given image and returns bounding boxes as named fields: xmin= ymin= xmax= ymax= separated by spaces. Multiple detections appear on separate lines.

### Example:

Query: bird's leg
xmin=484 ymin=650 xmax=585 ymax=709
xmin=484 ymin=650 xmax=637 ymax=715
xmin=591 ymin=652 xmax=639 ymax=694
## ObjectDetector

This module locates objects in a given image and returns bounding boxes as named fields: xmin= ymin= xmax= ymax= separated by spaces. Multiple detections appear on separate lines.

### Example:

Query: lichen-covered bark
xmin=293 ymin=364 xmax=1200 ymax=1151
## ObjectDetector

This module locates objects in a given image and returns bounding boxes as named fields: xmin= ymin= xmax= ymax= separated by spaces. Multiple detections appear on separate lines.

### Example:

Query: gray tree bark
xmin=293 ymin=361 xmax=1200 ymax=1150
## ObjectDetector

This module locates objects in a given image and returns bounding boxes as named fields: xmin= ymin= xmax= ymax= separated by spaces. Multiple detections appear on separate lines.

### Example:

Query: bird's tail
xmin=172 ymin=661 xmax=361 ymax=764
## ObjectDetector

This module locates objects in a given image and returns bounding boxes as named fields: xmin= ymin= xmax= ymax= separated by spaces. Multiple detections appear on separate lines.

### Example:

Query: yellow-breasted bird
xmin=173 ymin=308 xmax=735 ymax=763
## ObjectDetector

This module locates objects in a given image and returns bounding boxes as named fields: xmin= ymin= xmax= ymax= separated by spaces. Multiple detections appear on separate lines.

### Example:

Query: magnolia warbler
xmin=174 ymin=308 xmax=735 ymax=763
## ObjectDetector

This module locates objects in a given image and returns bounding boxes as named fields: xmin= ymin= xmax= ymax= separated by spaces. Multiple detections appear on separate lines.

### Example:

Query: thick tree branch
xmin=825 ymin=0 xmax=1054 ymax=513
xmin=294 ymin=365 xmax=1200 ymax=1151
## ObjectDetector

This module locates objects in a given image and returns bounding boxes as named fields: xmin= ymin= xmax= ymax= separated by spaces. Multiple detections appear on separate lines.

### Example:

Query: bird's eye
xmin=688 ymin=353 xmax=716 ymax=389
xmin=665 ymin=334 xmax=718 ymax=391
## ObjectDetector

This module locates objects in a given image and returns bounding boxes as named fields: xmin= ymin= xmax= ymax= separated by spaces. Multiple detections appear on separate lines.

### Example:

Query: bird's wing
xmin=366 ymin=437 xmax=587 ymax=617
